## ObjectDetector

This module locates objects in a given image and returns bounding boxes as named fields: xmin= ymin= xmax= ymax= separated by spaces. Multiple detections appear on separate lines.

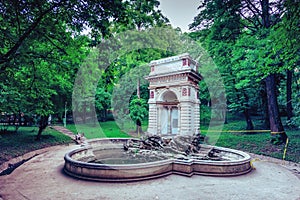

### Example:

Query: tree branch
xmin=245 ymin=0 xmax=262 ymax=17
xmin=37 ymin=31 xmax=68 ymax=55
xmin=0 ymin=1 xmax=64 ymax=67
xmin=238 ymin=10 xmax=259 ymax=31
xmin=240 ymin=1 xmax=263 ymax=27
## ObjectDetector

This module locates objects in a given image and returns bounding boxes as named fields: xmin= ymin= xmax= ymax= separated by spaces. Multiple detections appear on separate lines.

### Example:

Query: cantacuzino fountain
xmin=64 ymin=54 xmax=252 ymax=182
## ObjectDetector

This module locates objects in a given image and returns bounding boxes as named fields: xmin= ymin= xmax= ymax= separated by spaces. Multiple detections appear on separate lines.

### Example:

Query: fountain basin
xmin=64 ymin=138 xmax=252 ymax=182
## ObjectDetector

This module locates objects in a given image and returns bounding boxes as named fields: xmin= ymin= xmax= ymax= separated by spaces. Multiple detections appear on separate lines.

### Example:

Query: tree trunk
xmin=137 ymin=78 xmax=140 ymax=99
xmin=260 ymin=82 xmax=270 ymax=129
xmin=265 ymin=74 xmax=288 ymax=143
xmin=286 ymin=70 xmax=293 ymax=120
xmin=82 ymin=101 xmax=86 ymax=123
xmin=244 ymin=109 xmax=254 ymax=130
xmin=136 ymin=119 xmax=142 ymax=135
xmin=243 ymin=94 xmax=254 ymax=130
xmin=13 ymin=113 xmax=20 ymax=133
xmin=36 ymin=115 xmax=48 ymax=140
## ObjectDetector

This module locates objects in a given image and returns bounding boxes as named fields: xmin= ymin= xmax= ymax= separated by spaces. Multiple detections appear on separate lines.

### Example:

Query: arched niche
xmin=162 ymin=91 xmax=178 ymax=102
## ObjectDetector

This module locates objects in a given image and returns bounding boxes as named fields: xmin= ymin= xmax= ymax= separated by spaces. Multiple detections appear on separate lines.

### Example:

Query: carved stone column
xmin=167 ymin=106 xmax=172 ymax=135
xmin=177 ymin=104 xmax=181 ymax=135
xmin=157 ymin=105 xmax=162 ymax=134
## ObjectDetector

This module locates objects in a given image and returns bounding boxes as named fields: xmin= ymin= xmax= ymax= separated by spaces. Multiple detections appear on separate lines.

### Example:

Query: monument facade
xmin=145 ymin=53 xmax=202 ymax=136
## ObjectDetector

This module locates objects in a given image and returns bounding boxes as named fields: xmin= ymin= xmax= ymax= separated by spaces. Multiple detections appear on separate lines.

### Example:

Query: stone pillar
xmin=157 ymin=105 xmax=162 ymax=134
xmin=194 ymin=100 xmax=200 ymax=134
xmin=167 ymin=106 xmax=172 ymax=135
xmin=177 ymin=104 xmax=181 ymax=135
xmin=180 ymin=102 xmax=192 ymax=135
xmin=147 ymin=103 xmax=157 ymax=134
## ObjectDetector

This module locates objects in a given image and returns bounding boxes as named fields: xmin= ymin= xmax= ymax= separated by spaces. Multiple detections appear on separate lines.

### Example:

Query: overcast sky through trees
xmin=159 ymin=0 xmax=199 ymax=32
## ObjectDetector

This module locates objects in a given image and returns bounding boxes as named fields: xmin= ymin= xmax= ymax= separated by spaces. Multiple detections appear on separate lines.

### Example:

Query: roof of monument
xmin=149 ymin=53 xmax=197 ymax=66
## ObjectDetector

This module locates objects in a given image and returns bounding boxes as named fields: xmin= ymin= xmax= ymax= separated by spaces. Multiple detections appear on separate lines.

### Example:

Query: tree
xmin=0 ymin=0 xmax=150 ymax=138
xmin=0 ymin=9 xmax=90 ymax=138
xmin=190 ymin=0 xmax=300 ymax=143
xmin=129 ymin=97 xmax=148 ymax=135
xmin=269 ymin=0 xmax=300 ymax=122
xmin=0 ymin=0 xmax=127 ymax=69
xmin=189 ymin=0 xmax=257 ymax=129
xmin=72 ymin=0 xmax=171 ymax=134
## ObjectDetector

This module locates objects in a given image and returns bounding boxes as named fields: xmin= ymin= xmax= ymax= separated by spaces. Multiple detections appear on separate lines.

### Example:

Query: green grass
xmin=66 ymin=120 xmax=149 ymax=139
xmin=0 ymin=126 xmax=72 ymax=165
xmin=66 ymin=121 xmax=132 ymax=139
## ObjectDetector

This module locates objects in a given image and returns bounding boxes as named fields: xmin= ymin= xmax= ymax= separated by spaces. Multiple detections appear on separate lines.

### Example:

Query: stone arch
xmin=157 ymin=88 xmax=180 ymax=102
xmin=162 ymin=91 xmax=177 ymax=102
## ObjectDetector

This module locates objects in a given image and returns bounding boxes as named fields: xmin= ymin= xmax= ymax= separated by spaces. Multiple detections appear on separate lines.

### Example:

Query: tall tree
xmin=269 ymin=0 xmax=300 ymax=122
xmin=101 ymin=0 xmax=169 ymax=120
xmin=0 ymin=20 xmax=89 ymax=139
xmin=0 ymin=0 xmax=126 ymax=138
xmin=190 ymin=0 xmax=300 ymax=143
xmin=189 ymin=0 xmax=257 ymax=129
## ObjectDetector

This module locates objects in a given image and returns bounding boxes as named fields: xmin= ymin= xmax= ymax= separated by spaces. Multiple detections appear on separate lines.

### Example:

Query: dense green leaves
xmin=190 ymin=0 xmax=300 ymax=136
xmin=129 ymin=97 xmax=148 ymax=134
xmin=0 ymin=0 xmax=167 ymax=137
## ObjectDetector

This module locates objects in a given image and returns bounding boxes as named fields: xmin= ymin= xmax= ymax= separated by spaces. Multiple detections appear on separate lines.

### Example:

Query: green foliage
xmin=287 ymin=102 xmax=300 ymax=129
xmin=0 ymin=0 xmax=126 ymax=66
xmin=95 ymin=88 xmax=111 ymax=113
xmin=95 ymin=26 xmax=192 ymax=130
xmin=190 ymin=0 xmax=300 ymax=134
xmin=129 ymin=97 xmax=148 ymax=126
xmin=200 ymin=105 xmax=211 ymax=126
xmin=0 ymin=0 xmax=169 ymax=136
xmin=114 ymin=0 xmax=168 ymax=31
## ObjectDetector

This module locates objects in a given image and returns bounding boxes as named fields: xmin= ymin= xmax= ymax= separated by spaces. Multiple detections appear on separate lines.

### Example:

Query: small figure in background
xmin=75 ymin=132 xmax=86 ymax=145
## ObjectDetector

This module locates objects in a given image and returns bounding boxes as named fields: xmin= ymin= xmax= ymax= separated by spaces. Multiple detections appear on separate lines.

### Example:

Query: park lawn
xmin=66 ymin=120 xmax=149 ymax=139
xmin=201 ymin=121 xmax=300 ymax=163
xmin=66 ymin=121 xmax=132 ymax=139
xmin=208 ymin=130 xmax=299 ymax=163
xmin=0 ymin=126 xmax=72 ymax=166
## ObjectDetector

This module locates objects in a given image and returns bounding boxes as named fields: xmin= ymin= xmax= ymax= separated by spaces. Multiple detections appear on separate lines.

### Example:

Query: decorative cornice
xmin=150 ymin=53 xmax=197 ymax=66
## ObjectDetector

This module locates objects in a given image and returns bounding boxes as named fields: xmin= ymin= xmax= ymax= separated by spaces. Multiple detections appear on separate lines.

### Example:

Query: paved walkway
xmin=51 ymin=126 xmax=76 ymax=138
xmin=0 ymin=142 xmax=299 ymax=200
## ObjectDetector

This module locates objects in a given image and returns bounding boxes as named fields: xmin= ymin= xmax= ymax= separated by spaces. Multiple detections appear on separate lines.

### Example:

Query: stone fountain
xmin=64 ymin=135 xmax=252 ymax=181
xmin=64 ymin=54 xmax=252 ymax=182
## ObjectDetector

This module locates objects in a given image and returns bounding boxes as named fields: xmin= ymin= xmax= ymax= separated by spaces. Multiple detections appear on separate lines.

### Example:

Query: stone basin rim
xmin=64 ymin=138 xmax=252 ymax=181
xmin=65 ymin=144 xmax=251 ymax=166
